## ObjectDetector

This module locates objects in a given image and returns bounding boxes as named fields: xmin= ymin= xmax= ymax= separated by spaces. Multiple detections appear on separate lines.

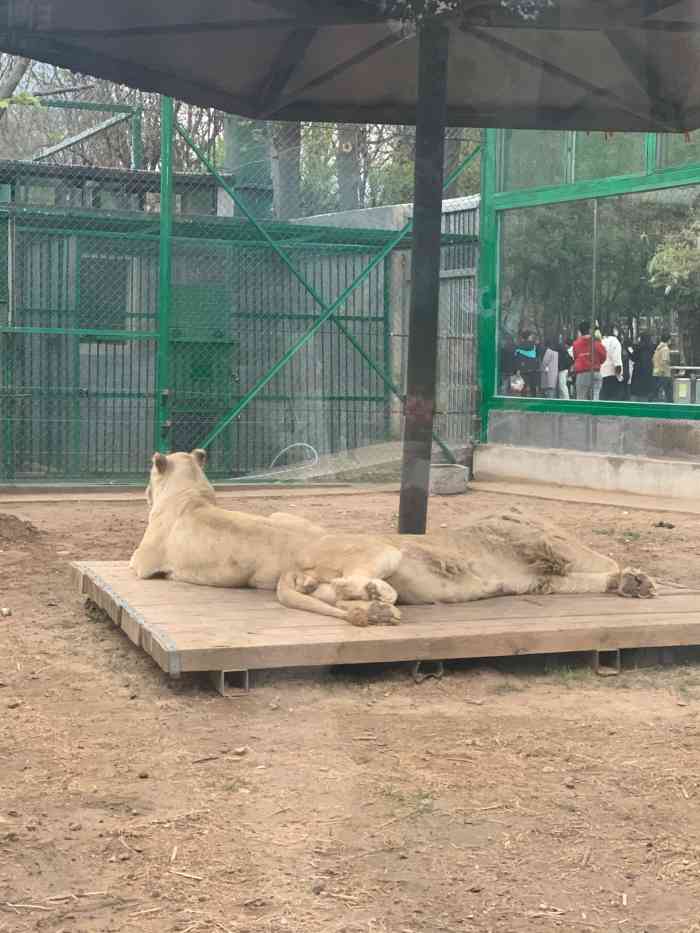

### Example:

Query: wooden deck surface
xmin=71 ymin=561 xmax=700 ymax=678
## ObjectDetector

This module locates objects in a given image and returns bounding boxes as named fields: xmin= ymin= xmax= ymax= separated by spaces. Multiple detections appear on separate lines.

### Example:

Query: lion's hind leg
xmin=330 ymin=575 xmax=399 ymax=605
xmin=275 ymin=572 xmax=401 ymax=626
xmin=337 ymin=599 xmax=401 ymax=627
xmin=276 ymin=572 xmax=349 ymax=620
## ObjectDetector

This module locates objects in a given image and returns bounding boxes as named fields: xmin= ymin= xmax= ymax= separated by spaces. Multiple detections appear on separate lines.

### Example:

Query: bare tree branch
xmin=0 ymin=56 xmax=30 ymax=122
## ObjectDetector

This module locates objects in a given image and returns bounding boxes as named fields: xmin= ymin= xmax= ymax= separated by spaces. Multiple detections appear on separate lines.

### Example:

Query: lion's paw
xmin=346 ymin=605 xmax=370 ymax=627
xmin=365 ymin=579 xmax=398 ymax=605
xmin=618 ymin=568 xmax=656 ymax=599
xmin=343 ymin=601 xmax=401 ymax=627
xmin=367 ymin=601 xmax=401 ymax=626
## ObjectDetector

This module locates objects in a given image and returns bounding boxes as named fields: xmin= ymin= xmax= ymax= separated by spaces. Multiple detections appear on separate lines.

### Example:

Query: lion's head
xmin=146 ymin=448 xmax=212 ymax=511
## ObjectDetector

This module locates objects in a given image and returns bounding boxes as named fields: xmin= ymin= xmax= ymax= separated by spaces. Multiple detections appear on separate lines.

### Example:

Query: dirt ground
xmin=3 ymin=485 xmax=700 ymax=933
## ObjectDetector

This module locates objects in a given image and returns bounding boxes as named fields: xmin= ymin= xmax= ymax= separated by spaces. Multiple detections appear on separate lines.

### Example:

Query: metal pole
xmin=591 ymin=198 xmax=598 ymax=399
xmin=155 ymin=95 xmax=173 ymax=453
xmin=398 ymin=17 xmax=449 ymax=535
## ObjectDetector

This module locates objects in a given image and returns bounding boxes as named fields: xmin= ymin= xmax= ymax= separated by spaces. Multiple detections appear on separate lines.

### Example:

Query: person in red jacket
xmin=572 ymin=320 xmax=606 ymax=400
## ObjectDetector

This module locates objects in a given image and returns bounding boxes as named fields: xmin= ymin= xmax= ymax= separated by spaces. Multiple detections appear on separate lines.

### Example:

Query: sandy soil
xmin=2 ymin=486 xmax=700 ymax=933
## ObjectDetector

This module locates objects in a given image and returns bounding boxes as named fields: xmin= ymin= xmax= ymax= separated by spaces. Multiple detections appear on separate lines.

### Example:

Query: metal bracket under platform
xmin=591 ymin=648 xmax=621 ymax=677
xmin=209 ymin=669 xmax=250 ymax=697
xmin=411 ymin=659 xmax=444 ymax=683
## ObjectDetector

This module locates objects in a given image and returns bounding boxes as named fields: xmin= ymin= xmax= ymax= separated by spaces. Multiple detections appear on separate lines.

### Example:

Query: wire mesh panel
xmin=0 ymin=104 xmax=480 ymax=484
xmin=0 ymin=127 xmax=161 ymax=479
xmin=171 ymin=116 xmax=480 ymax=481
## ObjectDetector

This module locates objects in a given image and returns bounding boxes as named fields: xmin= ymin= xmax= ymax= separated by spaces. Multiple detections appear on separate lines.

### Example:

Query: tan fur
xmin=130 ymin=451 xmax=656 ymax=626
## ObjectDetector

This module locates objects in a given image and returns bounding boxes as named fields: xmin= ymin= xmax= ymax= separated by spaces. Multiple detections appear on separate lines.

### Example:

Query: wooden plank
xmin=162 ymin=618 xmax=700 ymax=673
xmin=68 ymin=562 xmax=86 ymax=594
xmin=82 ymin=572 xmax=123 ymax=625
xmin=76 ymin=563 xmax=698 ymax=620
xmin=120 ymin=607 xmax=143 ymax=648
xmin=70 ymin=561 xmax=700 ymax=677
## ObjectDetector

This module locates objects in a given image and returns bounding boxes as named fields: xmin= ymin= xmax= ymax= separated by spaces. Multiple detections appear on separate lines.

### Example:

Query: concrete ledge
xmin=474 ymin=443 xmax=700 ymax=500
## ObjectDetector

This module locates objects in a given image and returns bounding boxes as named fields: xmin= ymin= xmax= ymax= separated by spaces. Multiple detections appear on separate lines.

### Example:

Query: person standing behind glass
xmin=620 ymin=328 xmax=632 ymax=400
xmin=572 ymin=321 xmax=606 ymax=400
xmin=653 ymin=331 xmax=673 ymax=402
xmin=556 ymin=337 xmax=573 ymax=399
xmin=513 ymin=330 xmax=540 ymax=397
xmin=600 ymin=323 xmax=624 ymax=400
xmin=540 ymin=335 xmax=559 ymax=398
xmin=592 ymin=325 xmax=604 ymax=400
xmin=499 ymin=331 xmax=516 ymax=395
xmin=629 ymin=333 xmax=655 ymax=402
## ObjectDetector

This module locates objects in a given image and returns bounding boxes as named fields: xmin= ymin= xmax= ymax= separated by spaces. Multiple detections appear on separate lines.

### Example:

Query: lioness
xmin=130 ymin=449 xmax=655 ymax=626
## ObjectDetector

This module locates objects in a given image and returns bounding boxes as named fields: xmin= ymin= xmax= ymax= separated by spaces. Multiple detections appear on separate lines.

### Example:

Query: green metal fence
xmin=0 ymin=98 xmax=479 ymax=483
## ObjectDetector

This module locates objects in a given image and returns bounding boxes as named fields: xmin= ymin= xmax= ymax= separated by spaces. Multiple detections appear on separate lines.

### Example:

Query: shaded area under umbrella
xmin=3 ymin=0 xmax=700 ymax=530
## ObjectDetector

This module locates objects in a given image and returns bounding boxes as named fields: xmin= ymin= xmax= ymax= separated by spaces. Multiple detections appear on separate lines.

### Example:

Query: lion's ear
xmin=191 ymin=448 xmax=207 ymax=467
xmin=152 ymin=452 xmax=168 ymax=474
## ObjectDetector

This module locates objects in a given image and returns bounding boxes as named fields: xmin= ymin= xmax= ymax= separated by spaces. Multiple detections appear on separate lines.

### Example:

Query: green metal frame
xmin=478 ymin=126 xmax=700 ymax=441
xmin=0 ymin=96 xmax=479 ymax=483
xmin=172 ymin=116 xmax=480 ymax=461
xmin=28 ymin=99 xmax=144 ymax=170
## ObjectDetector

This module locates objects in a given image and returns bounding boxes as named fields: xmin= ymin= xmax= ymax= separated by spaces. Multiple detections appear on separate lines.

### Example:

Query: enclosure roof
xmin=4 ymin=201 xmax=476 ymax=251
xmin=0 ymin=159 xmax=258 ymax=191
xmin=3 ymin=1 xmax=700 ymax=132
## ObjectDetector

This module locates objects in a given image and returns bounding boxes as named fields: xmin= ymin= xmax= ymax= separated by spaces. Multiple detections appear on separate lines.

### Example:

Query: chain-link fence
xmin=0 ymin=98 xmax=479 ymax=483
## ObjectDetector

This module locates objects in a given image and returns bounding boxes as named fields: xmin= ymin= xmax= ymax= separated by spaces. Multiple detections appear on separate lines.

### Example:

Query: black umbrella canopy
xmin=7 ymin=0 xmax=700 ymax=534
xmin=3 ymin=0 xmax=700 ymax=132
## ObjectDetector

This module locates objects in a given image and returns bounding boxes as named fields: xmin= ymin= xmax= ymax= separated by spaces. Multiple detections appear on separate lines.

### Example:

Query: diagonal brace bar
xmin=33 ymin=111 xmax=132 ymax=161
xmin=176 ymin=120 xmax=479 ymax=457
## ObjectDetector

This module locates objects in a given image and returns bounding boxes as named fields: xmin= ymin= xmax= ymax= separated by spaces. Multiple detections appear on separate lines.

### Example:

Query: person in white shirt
xmin=600 ymin=323 xmax=624 ymax=401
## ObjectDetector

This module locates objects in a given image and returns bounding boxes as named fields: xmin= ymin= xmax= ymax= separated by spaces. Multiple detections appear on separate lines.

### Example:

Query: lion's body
xmin=130 ymin=451 xmax=655 ymax=626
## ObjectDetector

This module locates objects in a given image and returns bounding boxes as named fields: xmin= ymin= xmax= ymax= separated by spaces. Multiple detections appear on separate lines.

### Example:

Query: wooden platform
xmin=72 ymin=561 xmax=700 ymax=686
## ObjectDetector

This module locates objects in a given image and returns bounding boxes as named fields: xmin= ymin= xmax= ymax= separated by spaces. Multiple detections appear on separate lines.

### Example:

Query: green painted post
xmin=383 ymin=254 xmax=392 ymax=440
xmin=477 ymin=129 xmax=498 ymax=443
xmin=645 ymin=132 xmax=658 ymax=174
xmin=70 ymin=238 xmax=82 ymax=477
xmin=2 ymin=334 xmax=14 ymax=480
xmin=131 ymin=108 xmax=144 ymax=171
xmin=156 ymin=96 xmax=173 ymax=454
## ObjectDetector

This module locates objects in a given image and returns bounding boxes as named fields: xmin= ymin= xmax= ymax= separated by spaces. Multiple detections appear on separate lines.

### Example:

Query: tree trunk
xmin=269 ymin=121 xmax=301 ymax=220
xmin=442 ymin=133 xmax=461 ymax=199
xmin=337 ymin=124 xmax=361 ymax=212
xmin=0 ymin=56 xmax=30 ymax=121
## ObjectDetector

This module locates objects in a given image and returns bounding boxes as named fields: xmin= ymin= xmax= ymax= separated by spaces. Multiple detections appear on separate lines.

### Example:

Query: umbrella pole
xmin=398 ymin=18 xmax=449 ymax=535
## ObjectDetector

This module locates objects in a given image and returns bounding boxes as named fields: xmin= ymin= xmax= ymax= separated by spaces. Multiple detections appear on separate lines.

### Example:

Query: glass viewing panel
xmin=658 ymin=131 xmax=700 ymax=171
xmin=499 ymin=131 xmax=700 ymax=195
xmin=499 ymin=130 xmax=568 ymax=192
xmin=497 ymin=185 xmax=700 ymax=403
xmin=574 ymin=132 xmax=645 ymax=181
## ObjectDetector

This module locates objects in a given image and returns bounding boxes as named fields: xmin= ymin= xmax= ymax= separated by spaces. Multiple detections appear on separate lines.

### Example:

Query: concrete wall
xmin=474 ymin=410 xmax=700 ymax=499
xmin=487 ymin=410 xmax=700 ymax=460
xmin=475 ymin=444 xmax=700 ymax=499
xmin=295 ymin=195 xmax=480 ymax=232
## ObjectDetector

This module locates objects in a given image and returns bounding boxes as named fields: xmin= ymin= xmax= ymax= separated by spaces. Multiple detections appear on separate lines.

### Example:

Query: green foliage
xmin=0 ymin=90 xmax=42 ymax=110
xmin=301 ymin=123 xmax=338 ymax=215
xmin=500 ymin=190 xmax=689 ymax=342
xmin=649 ymin=218 xmax=700 ymax=296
